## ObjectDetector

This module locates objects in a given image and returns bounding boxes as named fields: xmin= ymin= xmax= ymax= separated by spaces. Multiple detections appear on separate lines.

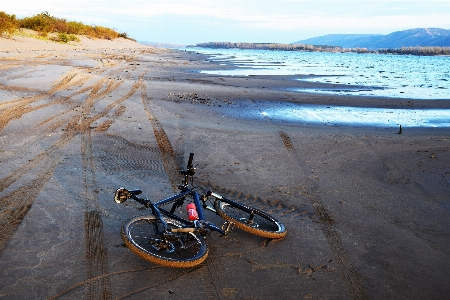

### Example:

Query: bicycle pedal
xmin=221 ymin=221 xmax=235 ymax=234
xmin=114 ymin=188 xmax=130 ymax=203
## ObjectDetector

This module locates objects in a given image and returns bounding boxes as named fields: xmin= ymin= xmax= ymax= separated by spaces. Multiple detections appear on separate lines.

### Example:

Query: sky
xmin=2 ymin=0 xmax=450 ymax=45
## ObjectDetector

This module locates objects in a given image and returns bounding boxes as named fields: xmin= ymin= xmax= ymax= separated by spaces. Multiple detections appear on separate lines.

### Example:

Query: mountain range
xmin=294 ymin=28 xmax=450 ymax=50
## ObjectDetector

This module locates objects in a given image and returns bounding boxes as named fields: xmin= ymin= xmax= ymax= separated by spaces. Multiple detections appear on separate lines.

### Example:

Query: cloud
xmin=5 ymin=0 xmax=449 ymax=19
xmin=97 ymin=1 xmax=450 ymax=33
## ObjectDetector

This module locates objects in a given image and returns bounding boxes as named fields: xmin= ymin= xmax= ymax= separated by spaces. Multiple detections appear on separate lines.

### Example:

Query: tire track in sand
xmin=0 ymin=154 xmax=63 ymax=253
xmin=77 ymin=79 xmax=139 ymax=300
xmin=0 ymin=75 xmax=125 ymax=193
xmin=280 ymin=131 xmax=369 ymax=300
xmin=249 ymin=105 xmax=369 ymax=299
xmin=0 ymin=71 xmax=91 ymax=132
xmin=0 ymin=72 xmax=91 ymax=251
xmin=140 ymin=78 xmax=182 ymax=191
xmin=78 ymin=77 xmax=138 ymax=299
xmin=81 ymin=128 xmax=111 ymax=299
xmin=297 ymin=183 xmax=369 ymax=299
xmin=0 ymin=74 xmax=106 ymax=167
xmin=84 ymin=208 xmax=110 ymax=299
xmin=279 ymin=131 xmax=294 ymax=150
xmin=0 ymin=78 xmax=141 ymax=258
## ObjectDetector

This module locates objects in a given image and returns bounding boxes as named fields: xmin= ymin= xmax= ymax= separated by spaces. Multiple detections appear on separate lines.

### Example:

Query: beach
xmin=0 ymin=34 xmax=449 ymax=299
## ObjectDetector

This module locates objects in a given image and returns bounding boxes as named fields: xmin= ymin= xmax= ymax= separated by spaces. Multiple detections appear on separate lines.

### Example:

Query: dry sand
xmin=0 ymin=34 xmax=449 ymax=299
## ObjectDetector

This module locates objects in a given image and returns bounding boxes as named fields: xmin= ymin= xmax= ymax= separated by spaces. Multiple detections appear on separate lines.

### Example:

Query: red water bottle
xmin=187 ymin=203 xmax=199 ymax=221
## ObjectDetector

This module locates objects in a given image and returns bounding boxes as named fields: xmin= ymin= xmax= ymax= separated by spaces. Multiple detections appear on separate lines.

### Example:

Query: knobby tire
xmin=122 ymin=215 xmax=208 ymax=268
xmin=214 ymin=200 xmax=287 ymax=239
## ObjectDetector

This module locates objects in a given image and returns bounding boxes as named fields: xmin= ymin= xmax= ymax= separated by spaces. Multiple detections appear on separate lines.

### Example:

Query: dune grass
xmin=1 ymin=11 xmax=134 ymax=43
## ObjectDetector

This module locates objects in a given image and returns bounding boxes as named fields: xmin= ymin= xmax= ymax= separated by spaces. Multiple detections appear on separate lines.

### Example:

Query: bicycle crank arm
xmin=114 ymin=188 xmax=143 ymax=203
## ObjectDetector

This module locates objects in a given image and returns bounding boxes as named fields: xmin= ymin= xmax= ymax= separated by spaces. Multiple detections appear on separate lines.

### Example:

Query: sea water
xmin=186 ymin=48 xmax=450 ymax=127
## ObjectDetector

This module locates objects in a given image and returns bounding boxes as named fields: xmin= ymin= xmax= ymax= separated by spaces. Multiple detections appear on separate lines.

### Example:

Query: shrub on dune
xmin=16 ymin=11 xmax=132 ymax=41
xmin=0 ymin=11 xmax=20 ymax=36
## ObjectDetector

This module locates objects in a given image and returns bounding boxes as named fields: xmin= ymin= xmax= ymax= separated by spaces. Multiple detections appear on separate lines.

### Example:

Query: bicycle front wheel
xmin=215 ymin=200 xmax=287 ymax=239
xmin=121 ymin=215 xmax=208 ymax=268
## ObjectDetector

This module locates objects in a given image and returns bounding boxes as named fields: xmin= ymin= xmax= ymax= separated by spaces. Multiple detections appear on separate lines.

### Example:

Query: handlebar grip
xmin=187 ymin=153 xmax=194 ymax=168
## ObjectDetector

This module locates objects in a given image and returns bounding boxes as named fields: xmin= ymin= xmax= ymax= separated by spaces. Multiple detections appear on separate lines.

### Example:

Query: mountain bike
xmin=114 ymin=153 xmax=286 ymax=268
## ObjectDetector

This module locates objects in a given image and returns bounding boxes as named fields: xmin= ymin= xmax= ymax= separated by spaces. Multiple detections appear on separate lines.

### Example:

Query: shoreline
xmin=169 ymin=50 xmax=450 ymax=130
xmin=186 ymin=47 xmax=450 ymax=102
xmin=0 ymin=38 xmax=449 ymax=299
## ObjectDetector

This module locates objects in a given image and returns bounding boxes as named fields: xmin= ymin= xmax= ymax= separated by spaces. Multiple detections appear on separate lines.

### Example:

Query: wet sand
xmin=0 ymin=36 xmax=449 ymax=299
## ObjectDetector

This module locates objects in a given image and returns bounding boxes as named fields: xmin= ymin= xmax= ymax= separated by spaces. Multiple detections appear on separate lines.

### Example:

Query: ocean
xmin=184 ymin=48 xmax=450 ymax=127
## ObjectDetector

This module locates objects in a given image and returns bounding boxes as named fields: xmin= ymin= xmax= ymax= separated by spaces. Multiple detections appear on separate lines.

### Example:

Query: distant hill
xmin=294 ymin=28 xmax=450 ymax=49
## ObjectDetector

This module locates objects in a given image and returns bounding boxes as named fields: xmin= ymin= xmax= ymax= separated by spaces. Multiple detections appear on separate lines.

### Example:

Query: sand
xmin=0 ymin=33 xmax=449 ymax=299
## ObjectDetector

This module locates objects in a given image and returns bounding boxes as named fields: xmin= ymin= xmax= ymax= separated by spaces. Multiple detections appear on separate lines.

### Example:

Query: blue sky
xmin=2 ymin=0 xmax=450 ymax=45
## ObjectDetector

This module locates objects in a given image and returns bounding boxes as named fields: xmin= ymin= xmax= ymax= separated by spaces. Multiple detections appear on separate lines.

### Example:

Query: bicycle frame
xmin=121 ymin=181 xmax=227 ymax=236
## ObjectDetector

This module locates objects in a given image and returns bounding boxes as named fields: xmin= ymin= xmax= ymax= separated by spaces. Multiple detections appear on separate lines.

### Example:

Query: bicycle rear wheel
xmin=121 ymin=215 xmax=208 ymax=268
xmin=215 ymin=200 xmax=287 ymax=239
